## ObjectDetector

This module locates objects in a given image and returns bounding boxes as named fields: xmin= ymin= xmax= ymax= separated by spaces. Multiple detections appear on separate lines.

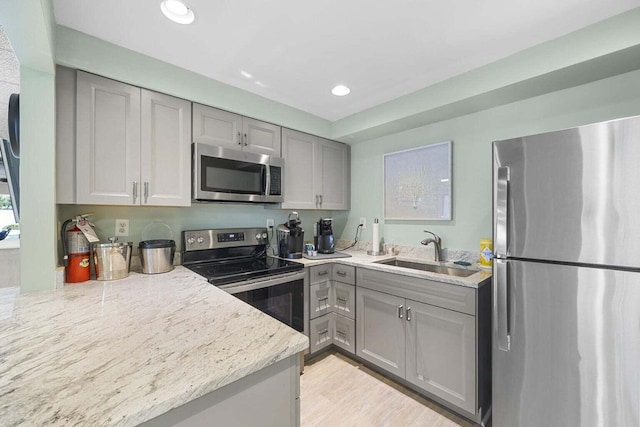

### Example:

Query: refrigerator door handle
xmin=495 ymin=258 xmax=511 ymax=351
xmin=495 ymin=166 xmax=510 ymax=258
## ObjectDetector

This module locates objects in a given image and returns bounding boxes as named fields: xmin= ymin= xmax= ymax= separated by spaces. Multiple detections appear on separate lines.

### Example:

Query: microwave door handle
xmin=495 ymin=166 xmax=510 ymax=258
xmin=264 ymin=164 xmax=271 ymax=196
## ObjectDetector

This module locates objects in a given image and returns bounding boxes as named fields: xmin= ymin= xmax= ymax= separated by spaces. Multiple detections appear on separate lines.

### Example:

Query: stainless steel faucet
xmin=421 ymin=230 xmax=443 ymax=262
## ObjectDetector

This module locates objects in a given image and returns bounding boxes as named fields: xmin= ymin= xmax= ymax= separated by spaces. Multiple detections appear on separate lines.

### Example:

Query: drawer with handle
xmin=332 ymin=264 xmax=355 ymax=285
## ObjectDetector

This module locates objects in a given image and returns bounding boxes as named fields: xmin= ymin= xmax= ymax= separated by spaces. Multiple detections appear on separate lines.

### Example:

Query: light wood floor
xmin=300 ymin=350 xmax=477 ymax=427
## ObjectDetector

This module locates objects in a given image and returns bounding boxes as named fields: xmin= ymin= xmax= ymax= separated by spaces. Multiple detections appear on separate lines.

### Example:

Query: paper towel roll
xmin=372 ymin=219 xmax=380 ymax=253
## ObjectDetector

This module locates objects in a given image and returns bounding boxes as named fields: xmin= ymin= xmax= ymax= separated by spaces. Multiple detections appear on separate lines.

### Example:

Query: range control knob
xmin=197 ymin=236 xmax=205 ymax=244
xmin=262 ymin=232 xmax=268 ymax=239
xmin=187 ymin=236 xmax=195 ymax=245
xmin=255 ymin=233 xmax=262 ymax=240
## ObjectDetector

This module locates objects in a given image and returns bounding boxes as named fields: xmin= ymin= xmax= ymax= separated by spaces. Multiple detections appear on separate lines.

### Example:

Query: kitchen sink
xmin=374 ymin=259 xmax=478 ymax=278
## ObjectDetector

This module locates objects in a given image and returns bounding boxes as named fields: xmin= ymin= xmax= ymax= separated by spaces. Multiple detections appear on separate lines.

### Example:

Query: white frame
xmin=383 ymin=141 xmax=452 ymax=220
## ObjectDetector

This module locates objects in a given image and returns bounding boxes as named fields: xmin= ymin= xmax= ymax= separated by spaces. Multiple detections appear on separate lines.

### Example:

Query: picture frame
xmin=383 ymin=141 xmax=452 ymax=220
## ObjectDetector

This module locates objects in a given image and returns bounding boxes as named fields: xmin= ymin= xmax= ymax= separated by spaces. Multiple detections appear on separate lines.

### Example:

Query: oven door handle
xmin=223 ymin=270 xmax=306 ymax=294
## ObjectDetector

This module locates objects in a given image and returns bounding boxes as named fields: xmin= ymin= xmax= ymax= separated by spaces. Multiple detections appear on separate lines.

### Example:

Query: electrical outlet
xmin=359 ymin=217 xmax=366 ymax=229
xmin=266 ymin=219 xmax=275 ymax=228
xmin=115 ymin=219 xmax=129 ymax=236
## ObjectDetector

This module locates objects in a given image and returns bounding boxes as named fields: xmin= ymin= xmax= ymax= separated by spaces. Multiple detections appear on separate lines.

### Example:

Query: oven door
xmin=222 ymin=271 xmax=307 ymax=335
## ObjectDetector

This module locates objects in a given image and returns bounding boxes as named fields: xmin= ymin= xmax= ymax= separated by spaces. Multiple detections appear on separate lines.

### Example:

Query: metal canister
xmin=92 ymin=241 xmax=133 ymax=280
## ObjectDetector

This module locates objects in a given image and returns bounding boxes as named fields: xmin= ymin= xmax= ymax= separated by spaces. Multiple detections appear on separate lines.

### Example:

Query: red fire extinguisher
xmin=62 ymin=219 xmax=91 ymax=283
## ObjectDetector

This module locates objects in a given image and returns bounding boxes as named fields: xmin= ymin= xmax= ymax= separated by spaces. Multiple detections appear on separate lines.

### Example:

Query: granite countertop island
xmin=0 ymin=267 xmax=308 ymax=426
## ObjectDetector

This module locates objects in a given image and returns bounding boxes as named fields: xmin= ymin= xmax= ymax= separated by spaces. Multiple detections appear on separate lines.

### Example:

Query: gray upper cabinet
xmin=192 ymin=103 xmax=281 ymax=156
xmin=281 ymin=128 xmax=350 ymax=210
xmin=76 ymin=71 xmax=141 ymax=205
xmin=405 ymin=299 xmax=476 ymax=414
xmin=140 ymin=90 xmax=192 ymax=206
xmin=70 ymin=70 xmax=191 ymax=206
xmin=318 ymin=138 xmax=350 ymax=210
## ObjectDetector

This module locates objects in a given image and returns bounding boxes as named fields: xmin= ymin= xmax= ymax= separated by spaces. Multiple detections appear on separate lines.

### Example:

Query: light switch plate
xmin=115 ymin=219 xmax=129 ymax=236
xmin=359 ymin=217 xmax=366 ymax=229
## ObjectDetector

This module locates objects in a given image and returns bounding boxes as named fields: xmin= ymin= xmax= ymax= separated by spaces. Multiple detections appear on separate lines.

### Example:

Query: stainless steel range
xmin=182 ymin=227 xmax=307 ymax=334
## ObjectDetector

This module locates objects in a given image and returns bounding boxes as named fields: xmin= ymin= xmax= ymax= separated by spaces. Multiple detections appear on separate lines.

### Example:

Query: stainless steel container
xmin=139 ymin=239 xmax=175 ymax=274
xmin=92 ymin=241 xmax=132 ymax=281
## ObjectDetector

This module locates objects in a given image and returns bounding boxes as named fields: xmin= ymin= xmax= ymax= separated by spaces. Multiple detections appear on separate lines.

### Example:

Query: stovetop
xmin=184 ymin=256 xmax=304 ymax=286
xmin=181 ymin=227 xmax=304 ymax=286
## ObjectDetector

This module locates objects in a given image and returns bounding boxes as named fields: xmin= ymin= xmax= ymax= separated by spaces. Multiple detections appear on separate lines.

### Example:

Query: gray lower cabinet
xmin=309 ymin=315 xmax=332 ymax=354
xmin=332 ymin=313 xmax=355 ymax=353
xmin=405 ymin=299 xmax=476 ymax=414
xmin=355 ymin=286 xmax=406 ymax=378
xmin=355 ymin=267 xmax=490 ymax=422
xmin=308 ymin=264 xmax=356 ymax=356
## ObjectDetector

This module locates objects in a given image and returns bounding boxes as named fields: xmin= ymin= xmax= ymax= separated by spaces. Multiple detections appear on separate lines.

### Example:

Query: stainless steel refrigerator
xmin=492 ymin=116 xmax=640 ymax=427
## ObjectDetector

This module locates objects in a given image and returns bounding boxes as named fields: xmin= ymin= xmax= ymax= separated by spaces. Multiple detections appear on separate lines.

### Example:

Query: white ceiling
xmin=52 ymin=0 xmax=640 ymax=121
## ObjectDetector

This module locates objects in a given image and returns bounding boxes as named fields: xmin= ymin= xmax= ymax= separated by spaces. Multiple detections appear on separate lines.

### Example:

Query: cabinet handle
xmin=315 ymin=195 xmax=319 ymax=207
xmin=319 ymin=329 xmax=329 ymax=335
xmin=398 ymin=305 xmax=404 ymax=319
xmin=318 ymin=296 xmax=328 ymax=303
xmin=318 ymin=270 xmax=329 ymax=276
xmin=406 ymin=307 xmax=412 ymax=321
xmin=132 ymin=181 xmax=138 ymax=204
xmin=336 ymin=297 xmax=347 ymax=304
xmin=336 ymin=270 xmax=347 ymax=277
xmin=237 ymin=131 xmax=242 ymax=145
xmin=336 ymin=329 xmax=347 ymax=337
xmin=144 ymin=181 xmax=149 ymax=204
xmin=244 ymin=133 xmax=248 ymax=146
xmin=319 ymin=194 xmax=323 ymax=207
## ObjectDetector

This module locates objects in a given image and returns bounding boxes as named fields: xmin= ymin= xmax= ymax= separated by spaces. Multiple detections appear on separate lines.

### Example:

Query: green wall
xmin=347 ymin=69 xmax=640 ymax=253
xmin=0 ymin=0 xmax=57 ymax=292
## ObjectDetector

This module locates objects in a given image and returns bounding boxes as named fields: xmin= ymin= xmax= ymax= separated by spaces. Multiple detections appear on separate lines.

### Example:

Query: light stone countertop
xmin=289 ymin=249 xmax=492 ymax=288
xmin=0 ymin=267 xmax=308 ymax=426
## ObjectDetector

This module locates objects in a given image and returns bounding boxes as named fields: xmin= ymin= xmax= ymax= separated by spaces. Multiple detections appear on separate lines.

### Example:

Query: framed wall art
xmin=383 ymin=141 xmax=452 ymax=220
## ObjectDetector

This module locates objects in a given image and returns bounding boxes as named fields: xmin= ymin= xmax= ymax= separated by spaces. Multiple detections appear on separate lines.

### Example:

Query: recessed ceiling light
xmin=331 ymin=85 xmax=351 ymax=96
xmin=161 ymin=0 xmax=195 ymax=25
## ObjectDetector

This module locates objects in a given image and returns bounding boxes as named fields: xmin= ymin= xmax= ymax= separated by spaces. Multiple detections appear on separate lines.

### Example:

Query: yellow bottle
xmin=480 ymin=238 xmax=493 ymax=267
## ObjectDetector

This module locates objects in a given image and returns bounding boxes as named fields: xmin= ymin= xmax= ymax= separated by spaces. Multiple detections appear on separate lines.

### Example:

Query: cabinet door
xmin=356 ymin=287 xmax=406 ymax=378
xmin=280 ymin=128 xmax=318 ymax=209
xmin=309 ymin=281 xmax=331 ymax=320
xmin=332 ymin=313 xmax=355 ymax=354
xmin=317 ymin=138 xmax=350 ymax=210
xmin=405 ymin=300 xmax=476 ymax=414
xmin=140 ymin=90 xmax=191 ymax=206
xmin=332 ymin=282 xmax=355 ymax=320
xmin=309 ymin=315 xmax=332 ymax=354
xmin=242 ymin=117 xmax=281 ymax=156
xmin=76 ymin=71 xmax=141 ymax=205
xmin=192 ymin=104 xmax=242 ymax=149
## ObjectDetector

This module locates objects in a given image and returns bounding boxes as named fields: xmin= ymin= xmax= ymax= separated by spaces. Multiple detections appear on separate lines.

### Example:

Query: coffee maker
xmin=277 ymin=212 xmax=304 ymax=259
xmin=314 ymin=218 xmax=335 ymax=254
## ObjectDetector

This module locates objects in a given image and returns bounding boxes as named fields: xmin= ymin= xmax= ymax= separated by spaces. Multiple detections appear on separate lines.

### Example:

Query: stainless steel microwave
xmin=192 ymin=143 xmax=284 ymax=203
